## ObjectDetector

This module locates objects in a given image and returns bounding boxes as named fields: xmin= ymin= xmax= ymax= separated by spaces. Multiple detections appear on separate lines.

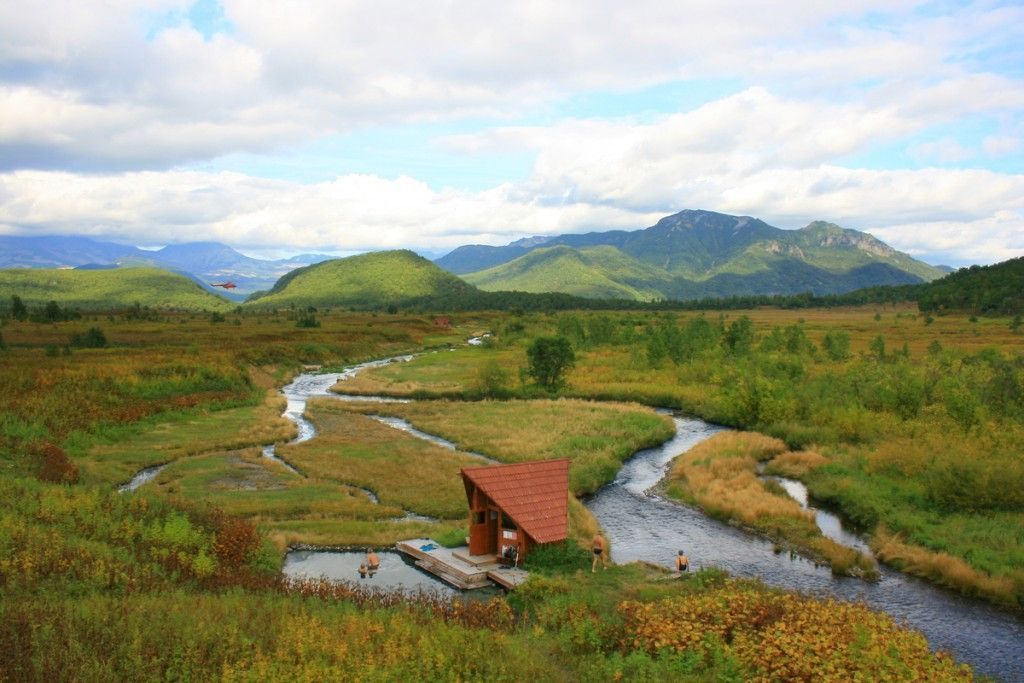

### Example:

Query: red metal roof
xmin=461 ymin=459 xmax=570 ymax=544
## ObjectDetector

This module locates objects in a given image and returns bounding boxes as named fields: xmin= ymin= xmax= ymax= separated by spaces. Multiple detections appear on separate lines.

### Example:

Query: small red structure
xmin=461 ymin=458 xmax=570 ymax=562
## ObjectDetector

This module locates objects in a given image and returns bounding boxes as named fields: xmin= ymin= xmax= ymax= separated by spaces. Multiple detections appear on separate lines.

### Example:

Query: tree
xmin=869 ymin=335 xmax=886 ymax=361
xmin=822 ymin=330 xmax=851 ymax=361
xmin=11 ymin=295 xmax=27 ymax=321
xmin=723 ymin=316 xmax=754 ymax=355
xmin=70 ymin=327 xmax=107 ymax=348
xmin=475 ymin=358 xmax=510 ymax=397
xmin=44 ymin=300 xmax=63 ymax=322
xmin=526 ymin=336 xmax=575 ymax=390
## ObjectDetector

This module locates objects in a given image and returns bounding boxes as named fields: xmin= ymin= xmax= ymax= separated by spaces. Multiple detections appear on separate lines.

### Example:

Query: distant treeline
xmin=397 ymin=284 xmax=918 ymax=313
xmin=7 ymin=257 xmax=1021 ymax=316
xmin=401 ymin=257 xmax=1024 ymax=315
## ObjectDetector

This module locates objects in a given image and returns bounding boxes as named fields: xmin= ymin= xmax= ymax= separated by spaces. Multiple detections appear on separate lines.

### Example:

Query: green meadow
xmin=2 ymin=302 xmax=1016 ymax=679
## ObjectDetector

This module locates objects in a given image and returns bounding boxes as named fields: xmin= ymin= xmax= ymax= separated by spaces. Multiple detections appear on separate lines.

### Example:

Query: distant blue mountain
xmin=0 ymin=235 xmax=333 ymax=297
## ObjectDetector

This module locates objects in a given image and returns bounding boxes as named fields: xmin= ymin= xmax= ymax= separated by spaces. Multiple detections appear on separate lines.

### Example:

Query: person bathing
xmin=675 ymin=550 xmax=689 ymax=574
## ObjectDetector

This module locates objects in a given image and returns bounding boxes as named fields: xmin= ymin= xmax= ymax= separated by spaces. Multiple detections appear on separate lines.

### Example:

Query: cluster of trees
xmin=3 ymin=295 xmax=81 ymax=323
xmin=915 ymin=257 xmax=1024 ymax=315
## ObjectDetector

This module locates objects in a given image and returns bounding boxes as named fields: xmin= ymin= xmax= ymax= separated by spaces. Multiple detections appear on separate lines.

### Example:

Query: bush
xmin=522 ymin=541 xmax=592 ymax=574
xmin=474 ymin=358 xmax=510 ymax=397
xmin=35 ymin=442 xmax=79 ymax=484
xmin=70 ymin=327 xmax=107 ymax=348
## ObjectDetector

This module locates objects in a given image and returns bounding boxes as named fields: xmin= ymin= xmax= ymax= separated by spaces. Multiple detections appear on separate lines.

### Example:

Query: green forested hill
xmin=247 ymin=250 xmax=477 ymax=309
xmin=916 ymin=256 xmax=1024 ymax=314
xmin=445 ymin=210 xmax=945 ymax=300
xmin=0 ymin=267 xmax=234 ymax=311
xmin=464 ymin=245 xmax=669 ymax=301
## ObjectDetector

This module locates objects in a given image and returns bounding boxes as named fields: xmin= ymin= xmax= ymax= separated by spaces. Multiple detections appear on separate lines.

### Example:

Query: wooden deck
xmin=396 ymin=538 xmax=530 ymax=590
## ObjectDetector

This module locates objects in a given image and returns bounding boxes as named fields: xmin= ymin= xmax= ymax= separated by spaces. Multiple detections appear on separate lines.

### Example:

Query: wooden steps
xmin=486 ymin=567 xmax=530 ymax=589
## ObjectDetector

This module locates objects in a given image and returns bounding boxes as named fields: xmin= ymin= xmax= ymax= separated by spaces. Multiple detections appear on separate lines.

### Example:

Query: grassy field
xmin=341 ymin=307 xmax=1024 ymax=605
xmin=76 ymin=390 xmax=296 ymax=485
xmin=339 ymin=398 xmax=674 ymax=496
xmin=280 ymin=401 xmax=486 ymax=519
xmin=0 ymin=306 xmax=992 ymax=678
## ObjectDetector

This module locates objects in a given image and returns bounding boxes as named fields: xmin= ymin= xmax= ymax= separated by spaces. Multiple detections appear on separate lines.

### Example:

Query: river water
xmin=587 ymin=414 xmax=1024 ymax=681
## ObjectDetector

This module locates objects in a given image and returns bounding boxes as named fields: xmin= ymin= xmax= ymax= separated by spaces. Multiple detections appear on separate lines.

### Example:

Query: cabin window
xmin=473 ymin=511 xmax=485 ymax=525
xmin=490 ymin=510 xmax=498 ymax=521
xmin=501 ymin=513 xmax=517 ymax=530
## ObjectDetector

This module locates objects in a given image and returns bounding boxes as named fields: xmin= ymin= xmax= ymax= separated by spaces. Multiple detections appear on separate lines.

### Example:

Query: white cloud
xmin=983 ymin=135 xmax=1021 ymax=157
xmin=908 ymin=137 xmax=974 ymax=164
xmin=1 ymin=1 xmax=1022 ymax=266
xmin=4 ymin=0 xmax=1017 ymax=170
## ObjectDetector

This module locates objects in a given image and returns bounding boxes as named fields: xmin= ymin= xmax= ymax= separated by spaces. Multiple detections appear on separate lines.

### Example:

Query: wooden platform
xmin=396 ymin=538 xmax=529 ymax=590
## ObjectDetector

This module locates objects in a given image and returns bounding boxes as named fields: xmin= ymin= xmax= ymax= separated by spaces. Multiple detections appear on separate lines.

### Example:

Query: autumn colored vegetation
xmin=0 ymin=305 xmax=999 ymax=679
xmin=346 ymin=306 xmax=1024 ymax=605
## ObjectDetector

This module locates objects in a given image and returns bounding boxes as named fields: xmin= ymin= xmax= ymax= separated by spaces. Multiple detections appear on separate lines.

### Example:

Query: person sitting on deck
xmin=501 ymin=544 xmax=518 ymax=567
xmin=675 ymin=550 xmax=689 ymax=574
xmin=366 ymin=549 xmax=380 ymax=572
xmin=591 ymin=534 xmax=608 ymax=572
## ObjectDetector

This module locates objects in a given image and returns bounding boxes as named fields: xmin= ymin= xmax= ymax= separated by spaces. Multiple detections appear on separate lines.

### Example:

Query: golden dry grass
xmin=763 ymin=450 xmax=829 ymax=478
xmin=872 ymin=527 xmax=1019 ymax=605
xmin=666 ymin=432 xmax=874 ymax=576
xmin=667 ymin=432 xmax=809 ymax=527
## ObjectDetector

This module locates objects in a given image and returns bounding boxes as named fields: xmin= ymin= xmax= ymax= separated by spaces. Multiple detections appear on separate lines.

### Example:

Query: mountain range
xmin=0 ymin=235 xmax=334 ymax=300
xmin=438 ymin=210 xmax=946 ymax=300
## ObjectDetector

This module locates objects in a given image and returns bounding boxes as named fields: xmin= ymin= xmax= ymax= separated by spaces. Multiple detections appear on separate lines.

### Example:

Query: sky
xmin=1 ymin=1 xmax=1022 ymax=266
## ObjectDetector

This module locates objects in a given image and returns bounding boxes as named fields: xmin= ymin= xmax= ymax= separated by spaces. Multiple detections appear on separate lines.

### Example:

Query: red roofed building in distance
xmin=461 ymin=458 xmax=570 ymax=561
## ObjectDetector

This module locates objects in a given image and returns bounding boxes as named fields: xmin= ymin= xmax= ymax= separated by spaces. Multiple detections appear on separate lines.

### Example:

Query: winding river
xmin=587 ymin=414 xmax=1023 ymax=681
xmin=124 ymin=350 xmax=1024 ymax=680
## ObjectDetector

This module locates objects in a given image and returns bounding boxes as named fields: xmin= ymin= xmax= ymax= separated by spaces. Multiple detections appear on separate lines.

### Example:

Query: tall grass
xmin=664 ymin=432 xmax=875 ymax=576
xmin=341 ymin=398 xmax=674 ymax=495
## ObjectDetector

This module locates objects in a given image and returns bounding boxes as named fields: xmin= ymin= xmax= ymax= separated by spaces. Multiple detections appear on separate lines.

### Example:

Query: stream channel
xmin=123 ymin=350 xmax=1024 ymax=679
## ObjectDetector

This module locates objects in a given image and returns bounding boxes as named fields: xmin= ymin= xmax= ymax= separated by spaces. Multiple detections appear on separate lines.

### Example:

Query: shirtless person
xmin=591 ymin=534 xmax=608 ymax=572
xmin=366 ymin=549 xmax=380 ymax=573
xmin=675 ymin=550 xmax=689 ymax=574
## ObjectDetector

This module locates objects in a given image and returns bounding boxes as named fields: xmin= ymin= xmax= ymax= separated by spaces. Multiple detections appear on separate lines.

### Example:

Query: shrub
xmin=522 ymin=541 xmax=593 ymax=574
xmin=474 ymin=358 xmax=510 ymax=397
xmin=70 ymin=327 xmax=107 ymax=348
xmin=35 ymin=442 xmax=79 ymax=484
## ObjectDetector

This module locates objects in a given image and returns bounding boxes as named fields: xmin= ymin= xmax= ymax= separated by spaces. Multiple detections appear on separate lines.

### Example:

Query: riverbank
xmin=660 ymin=431 xmax=877 ymax=578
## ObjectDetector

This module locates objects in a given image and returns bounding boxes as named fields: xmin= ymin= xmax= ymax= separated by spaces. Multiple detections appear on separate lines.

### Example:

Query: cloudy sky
xmin=1 ymin=1 xmax=1022 ymax=265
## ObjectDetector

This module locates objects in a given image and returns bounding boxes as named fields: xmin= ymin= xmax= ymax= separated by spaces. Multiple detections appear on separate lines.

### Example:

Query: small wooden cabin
xmin=461 ymin=458 xmax=570 ymax=562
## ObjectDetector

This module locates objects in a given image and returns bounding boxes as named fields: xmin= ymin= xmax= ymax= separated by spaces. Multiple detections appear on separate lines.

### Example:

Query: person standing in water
xmin=366 ymin=549 xmax=380 ymax=575
xmin=591 ymin=534 xmax=608 ymax=572
xmin=675 ymin=550 xmax=689 ymax=574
